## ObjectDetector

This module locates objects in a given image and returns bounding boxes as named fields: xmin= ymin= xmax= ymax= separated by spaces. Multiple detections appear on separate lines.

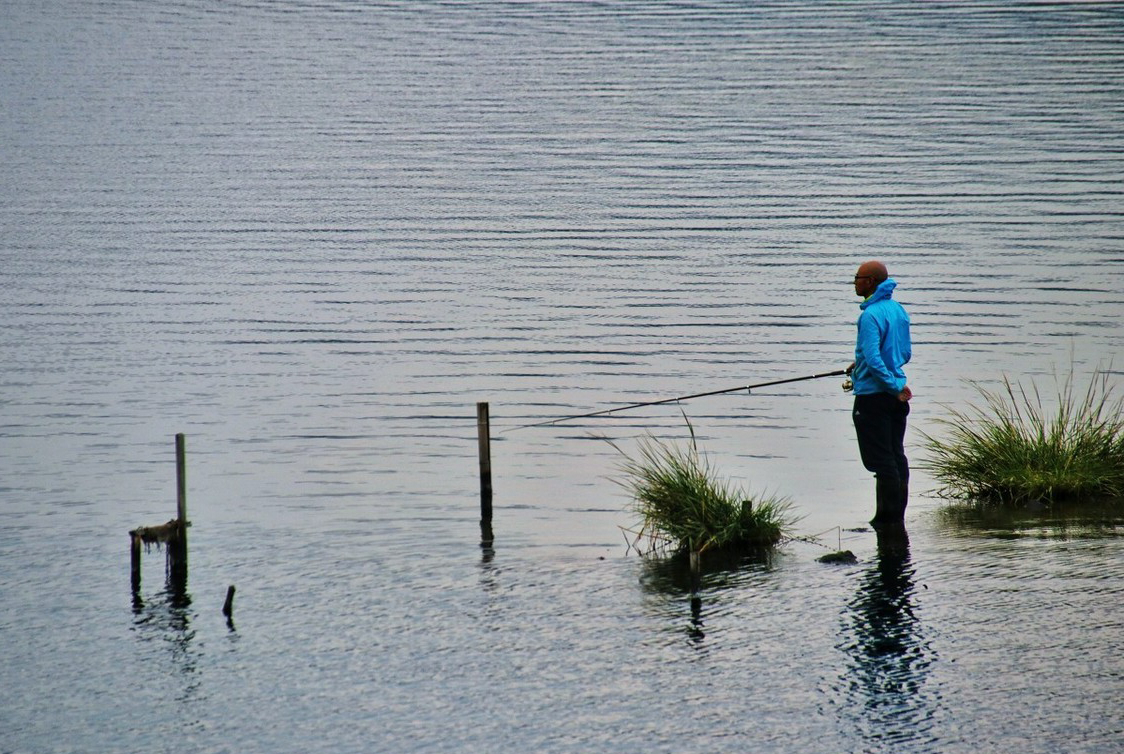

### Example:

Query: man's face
xmin=854 ymin=271 xmax=878 ymax=298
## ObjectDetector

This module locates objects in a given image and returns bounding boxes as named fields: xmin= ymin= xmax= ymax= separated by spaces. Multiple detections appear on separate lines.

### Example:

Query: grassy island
xmin=923 ymin=370 xmax=1124 ymax=507
xmin=612 ymin=421 xmax=795 ymax=555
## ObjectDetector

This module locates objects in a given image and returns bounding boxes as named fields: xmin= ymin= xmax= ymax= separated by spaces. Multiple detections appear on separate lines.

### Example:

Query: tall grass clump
xmin=610 ymin=420 xmax=795 ymax=554
xmin=922 ymin=369 xmax=1124 ymax=506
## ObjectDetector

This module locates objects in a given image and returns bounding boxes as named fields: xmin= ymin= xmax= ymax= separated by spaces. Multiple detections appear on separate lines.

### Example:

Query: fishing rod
xmin=508 ymin=368 xmax=849 ymax=431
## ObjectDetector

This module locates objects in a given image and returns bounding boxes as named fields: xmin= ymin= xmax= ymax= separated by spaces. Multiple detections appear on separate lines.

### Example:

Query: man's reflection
xmin=837 ymin=525 xmax=939 ymax=748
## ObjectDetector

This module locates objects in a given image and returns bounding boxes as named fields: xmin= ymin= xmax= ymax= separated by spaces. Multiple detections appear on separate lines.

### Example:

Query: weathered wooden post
xmin=477 ymin=402 xmax=495 ymax=552
xmin=130 ymin=533 xmax=142 ymax=592
xmin=223 ymin=585 xmax=236 ymax=617
xmin=176 ymin=433 xmax=187 ymax=523
xmin=477 ymin=402 xmax=493 ymax=524
xmin=128 ymin=433 xmax=192 ymax=592
xmin=169 ymin=433 xmax=188 ymax=580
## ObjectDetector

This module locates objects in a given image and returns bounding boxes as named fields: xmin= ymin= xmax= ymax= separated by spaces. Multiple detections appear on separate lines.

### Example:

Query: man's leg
xmin=892 ymin=400 xmax=910 ymax=516
xmin=853 ymin=394 xmax=901 ymax=524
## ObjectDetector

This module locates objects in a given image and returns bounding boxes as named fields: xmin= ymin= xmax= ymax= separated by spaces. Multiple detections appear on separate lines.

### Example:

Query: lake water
xmin=3 ymin=1 xmax=1124 ymax=752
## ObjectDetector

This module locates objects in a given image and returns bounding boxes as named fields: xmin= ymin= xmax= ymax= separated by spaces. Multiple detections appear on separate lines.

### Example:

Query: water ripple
xmin=3 ymin=1 xmax=1124 ymax=752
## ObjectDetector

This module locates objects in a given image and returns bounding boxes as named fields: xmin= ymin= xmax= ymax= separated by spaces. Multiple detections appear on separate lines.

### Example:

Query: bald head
xmin=857 ymin=260 xmax=888 ymax=282
xmin=854 ymin=260 xmax=889 ymax=298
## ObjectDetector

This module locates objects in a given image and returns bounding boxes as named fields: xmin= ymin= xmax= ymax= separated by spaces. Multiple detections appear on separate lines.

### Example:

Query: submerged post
xmin=477 ymin=402 xmax=493 ymax=524
xmin=223 ymin=585 xmax=236 ymax=618
xmin=130 ymin=533 xmax=142 ymax=593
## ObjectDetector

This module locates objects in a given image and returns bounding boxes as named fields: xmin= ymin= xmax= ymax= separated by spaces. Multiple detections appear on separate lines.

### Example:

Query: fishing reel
xmin=842 ymin=377 xmax=853 ymax=393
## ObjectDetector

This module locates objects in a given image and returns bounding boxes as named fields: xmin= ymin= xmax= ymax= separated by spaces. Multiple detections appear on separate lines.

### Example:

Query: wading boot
xmin=870 ymin=477 xmax=902 ymax=527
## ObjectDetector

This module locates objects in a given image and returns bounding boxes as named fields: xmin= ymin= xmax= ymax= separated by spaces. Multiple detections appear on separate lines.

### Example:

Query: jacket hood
xmin=860 ymin=278 xmax=897 ymax=309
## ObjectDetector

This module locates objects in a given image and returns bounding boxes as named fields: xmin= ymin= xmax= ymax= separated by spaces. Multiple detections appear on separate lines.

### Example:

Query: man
xmin=848 ymin=260 xmax=912 ymax=525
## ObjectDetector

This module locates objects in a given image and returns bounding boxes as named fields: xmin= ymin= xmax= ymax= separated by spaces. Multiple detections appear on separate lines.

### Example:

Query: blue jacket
xmin=853 ymin=278 xmax=911 ymax=395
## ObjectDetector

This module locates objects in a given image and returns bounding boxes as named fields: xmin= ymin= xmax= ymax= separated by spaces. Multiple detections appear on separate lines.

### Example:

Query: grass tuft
xmin=609 ymin=417 xmax=795 ymax=554
xmin=922 ymin=368 xmax=1124 ymax=506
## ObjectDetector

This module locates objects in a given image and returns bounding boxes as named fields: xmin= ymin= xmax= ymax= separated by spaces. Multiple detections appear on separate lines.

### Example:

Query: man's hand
xmin=846 ymin=362 xmax=855 ymax=376
xmin=898 ymin=385 xmax=913 ymax=402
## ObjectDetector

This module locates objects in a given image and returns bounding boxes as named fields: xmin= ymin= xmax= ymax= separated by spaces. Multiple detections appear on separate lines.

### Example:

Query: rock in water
xmin=817 ymin=550 xmax=857 ymax=564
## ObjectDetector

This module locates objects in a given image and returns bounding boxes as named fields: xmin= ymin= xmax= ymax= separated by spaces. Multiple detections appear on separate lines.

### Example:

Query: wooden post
xmin=176 ymin=433 xmax=187 ymax=524
xmin=169 ymin=433 xmax=188 ymax=580
xmin=130 ymin=533 xmax=142 ymax=592
xmin=128 ymin=433 xmax=192 ymax=593
xmin=223 ymin=585 xmax=236 ymax=617
xmin=476 ymin=402 xmax=493 ymax=524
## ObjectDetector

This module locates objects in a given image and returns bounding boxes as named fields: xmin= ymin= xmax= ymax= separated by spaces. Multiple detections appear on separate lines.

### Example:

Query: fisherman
xmin=847 ymin=260 xmax=912 ymax=525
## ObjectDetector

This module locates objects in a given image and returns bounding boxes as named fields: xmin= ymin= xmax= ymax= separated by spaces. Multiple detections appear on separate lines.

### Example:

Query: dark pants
xmin=852 ymin=393 xmax=910 ymax=486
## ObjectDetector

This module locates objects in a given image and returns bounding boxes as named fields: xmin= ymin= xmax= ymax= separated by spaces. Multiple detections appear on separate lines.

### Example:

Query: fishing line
xmin=505 ymin=368 xmax=848 ymax=432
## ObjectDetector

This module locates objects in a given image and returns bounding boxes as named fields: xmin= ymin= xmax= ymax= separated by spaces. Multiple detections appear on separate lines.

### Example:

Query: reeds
xmin=610 ymin=419 xmax=795 ymax=554
xmin=922 ymin=369 xmax=1124 ymax=506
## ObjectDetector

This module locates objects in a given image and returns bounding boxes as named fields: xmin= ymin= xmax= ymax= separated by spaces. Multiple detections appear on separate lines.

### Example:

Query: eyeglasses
xmin=854 ymin=275 xmax=874 ymax=282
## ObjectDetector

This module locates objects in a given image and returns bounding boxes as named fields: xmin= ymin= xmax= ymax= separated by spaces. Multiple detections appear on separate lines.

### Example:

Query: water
xmin=2 ymin=1 xmax=1124 ymax=752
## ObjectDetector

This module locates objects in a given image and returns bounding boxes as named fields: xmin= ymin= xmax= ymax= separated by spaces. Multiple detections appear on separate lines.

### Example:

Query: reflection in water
xmin=935 ymin=499 xmax=1124 ymax=539
xmin=639 ymin=548 xmax=775 ymax=648
xmin=5 ymin=0 xmax=1124 ymax=748
xmin=836 ymin=526 xmax=939 ymax=751
xmin=639 ymin=554 xmax=709 ymax=648
xmin=131 ymin=570 xmax=200 ymax=707
xmin=688 ymin=593 xmax=705 ymax=645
